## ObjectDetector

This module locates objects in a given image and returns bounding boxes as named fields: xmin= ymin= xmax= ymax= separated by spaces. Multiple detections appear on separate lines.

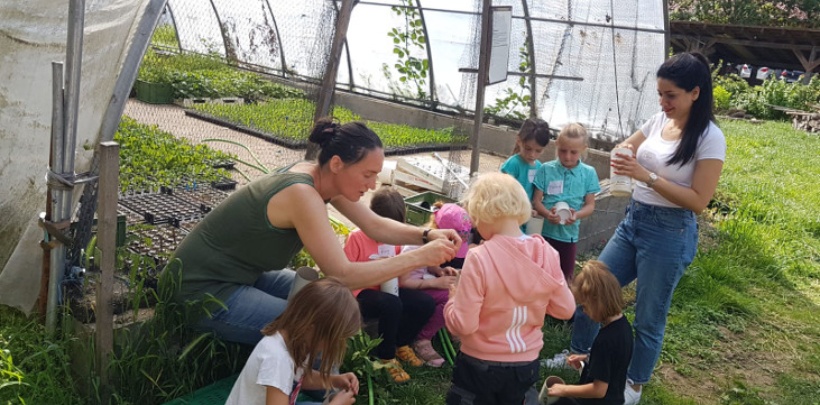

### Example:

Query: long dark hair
xmin=261 ymin=277 xmax=361 ymax=389
xmin=657 ymin=52 xmax=715 ymax=167
xmin=309 ymin=117 xmax=383 ymax=166
xmin=512 ymin=118 xmax=550 ymax=154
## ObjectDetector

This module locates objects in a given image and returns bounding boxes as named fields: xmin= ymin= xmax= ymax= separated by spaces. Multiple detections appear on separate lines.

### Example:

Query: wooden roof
xmin=670 ymin=21 xmax=820 ymax=72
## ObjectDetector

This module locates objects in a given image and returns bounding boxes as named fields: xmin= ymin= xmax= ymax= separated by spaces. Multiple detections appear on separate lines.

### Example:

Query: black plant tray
xmin=210 ymin=159 xmax=236 ymax=170
xmin=119 ymin=192 xmax=206 ymax=225
xmin=161 ymin=184 xmax=229 ymax=211
xmin=211 ymin=176 xmax=238 ymax=191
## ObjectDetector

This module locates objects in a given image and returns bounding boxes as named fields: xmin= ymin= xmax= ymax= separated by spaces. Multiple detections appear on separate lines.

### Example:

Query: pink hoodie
xmin=444 ymin=234 xmax=575 ymax=362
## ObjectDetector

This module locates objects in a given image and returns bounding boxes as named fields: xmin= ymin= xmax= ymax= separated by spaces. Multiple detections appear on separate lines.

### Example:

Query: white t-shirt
xmin=632 ymin=112 xmax=726 ymax=208
xmin=226 ymin=332 xmax=305 ymax=405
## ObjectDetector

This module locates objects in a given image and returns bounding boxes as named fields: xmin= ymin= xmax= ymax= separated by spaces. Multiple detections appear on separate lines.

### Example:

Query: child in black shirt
xmin=548 ymin=260 xmax=633 ymax=405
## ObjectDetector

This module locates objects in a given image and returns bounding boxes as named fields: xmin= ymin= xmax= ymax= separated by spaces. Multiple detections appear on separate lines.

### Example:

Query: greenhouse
xmin=0 ymin=0 xmax=670 ymax=403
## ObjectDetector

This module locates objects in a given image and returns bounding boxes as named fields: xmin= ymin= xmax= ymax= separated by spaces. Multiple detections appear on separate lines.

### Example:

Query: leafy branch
xmin=484 ymin=36 xmax=532 ymax=121
xmin=383 ymin=0 xmax=429 ymax=99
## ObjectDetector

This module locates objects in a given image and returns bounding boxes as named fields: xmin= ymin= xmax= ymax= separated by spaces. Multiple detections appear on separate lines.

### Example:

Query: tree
xmin=669 ymin=0 xmax=820 ymax=28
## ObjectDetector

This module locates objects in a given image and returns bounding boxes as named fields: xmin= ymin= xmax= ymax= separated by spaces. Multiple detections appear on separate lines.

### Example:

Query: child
xmin=343 ymin=187 xmax=436 ymax=383
xmin=547 ymin=260 xmax=634 ymax=405
xmin=533 ymin=123 xmax=601 ymax=282
xmin=226 ymin=277 xmax=360 ymax=405
xmin=444 ymin=172 xmax=576 ymax=405
xmin=500 ymin=117 xmax=551 ymax=203
xmin=400 ymin=203 xmax=467 ymax=367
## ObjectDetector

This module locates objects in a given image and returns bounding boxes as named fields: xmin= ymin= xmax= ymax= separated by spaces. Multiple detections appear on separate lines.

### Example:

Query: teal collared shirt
xmin=500 ymin=154 xmax=541 ymax=202
xmin=532 ymin=159 xmax=601 ymax=243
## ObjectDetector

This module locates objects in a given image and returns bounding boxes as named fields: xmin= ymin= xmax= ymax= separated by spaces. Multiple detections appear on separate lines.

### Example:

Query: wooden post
xmin=305 ymin=0 xmax=355 ymax=161
xmin=469 ymin=0 xmax=492 ymax=175
xmin=96 ymin=141 xmax=119 ymax=405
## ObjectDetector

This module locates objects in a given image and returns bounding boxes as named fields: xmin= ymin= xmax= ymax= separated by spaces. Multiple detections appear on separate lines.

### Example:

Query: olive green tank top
xmin=169 ymin=167 xmax=315 ymax=306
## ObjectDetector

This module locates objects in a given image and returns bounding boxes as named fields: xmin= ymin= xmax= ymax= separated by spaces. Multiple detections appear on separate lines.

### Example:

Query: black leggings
xmin=357 ymin=288 xmax=435 ymax=360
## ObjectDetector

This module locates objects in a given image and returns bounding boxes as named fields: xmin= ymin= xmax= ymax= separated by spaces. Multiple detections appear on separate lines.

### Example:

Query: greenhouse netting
xmin=160 ymin=0 xmax=667 ymax=139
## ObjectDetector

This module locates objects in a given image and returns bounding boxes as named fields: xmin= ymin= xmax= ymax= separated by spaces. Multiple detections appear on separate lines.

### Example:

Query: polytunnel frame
xmin=156 ymin=0 xmax=670 ymax=126
xmin=165 ymin=0 xmax=288 ymax=73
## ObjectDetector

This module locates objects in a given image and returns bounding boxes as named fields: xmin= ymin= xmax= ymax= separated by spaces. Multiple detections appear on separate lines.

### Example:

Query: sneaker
xmin=541 ymin=349 xmax=573 ymax=369
xmin=413 ymin=339 xmax=445 ymax=368
xmin=396 ymin=345 xmax=424 ymax=367
xmin=380 ymin=358 xmax=410 ymax=383
xmin=623 ymin=379 xmax=642 ymax=405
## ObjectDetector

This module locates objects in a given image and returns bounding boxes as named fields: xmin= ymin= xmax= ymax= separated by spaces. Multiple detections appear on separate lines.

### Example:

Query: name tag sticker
xmin=527 ymin=169 xmax=537 ymax=183
xmin=547 ymin=180 xmax=564 ymax=195
xmin=378 ymin=244 xmax=396 ymax=258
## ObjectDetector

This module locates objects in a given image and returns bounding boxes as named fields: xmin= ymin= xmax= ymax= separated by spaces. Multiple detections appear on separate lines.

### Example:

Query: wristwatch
xmin=646 ymin=172 xmax=659 ymax=188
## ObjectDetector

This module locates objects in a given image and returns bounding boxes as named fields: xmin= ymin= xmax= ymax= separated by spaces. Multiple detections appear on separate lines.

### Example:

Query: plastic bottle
xmin=609 ymin=147 xmax=633 ymax=197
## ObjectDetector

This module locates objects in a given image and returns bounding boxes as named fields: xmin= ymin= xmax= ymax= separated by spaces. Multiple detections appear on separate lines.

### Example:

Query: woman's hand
xmin=415 ymin=239 xmax=457 ymax=267
xmin=331 ymin=372 xmax=359 ymax=395
xmin=610 ymin=146 xmax=651 ymax=183
xmin=427 ymin=228 xmax=462 ymax=252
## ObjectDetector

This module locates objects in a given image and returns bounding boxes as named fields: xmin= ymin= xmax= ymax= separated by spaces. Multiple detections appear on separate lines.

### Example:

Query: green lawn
xmin=1 ymin=119 xmax=818 ymax=404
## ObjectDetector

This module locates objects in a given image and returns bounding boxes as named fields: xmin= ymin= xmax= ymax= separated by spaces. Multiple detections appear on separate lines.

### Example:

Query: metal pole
xmin=99 ymin=0 xmax=168 ymax=143
xmin=45 ymin=62 xmax=65 ymax=332
xmin=521 ymin=0 xmax=537 ymax=118
xmin=47 ymin=0 xmax=85 ymax=333
xmin=469 ymin=0 xmax=492 ymax=175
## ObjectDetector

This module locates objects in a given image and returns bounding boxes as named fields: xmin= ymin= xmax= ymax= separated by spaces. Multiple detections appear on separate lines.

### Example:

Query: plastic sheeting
xmin=0 ymin=0 xmax=154 ymax=313
xmin=163 ymin=0 xmax=666 ymax=137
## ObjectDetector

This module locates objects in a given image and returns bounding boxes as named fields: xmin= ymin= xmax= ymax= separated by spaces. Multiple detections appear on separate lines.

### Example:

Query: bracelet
xmin=422 ymin=228 xmax=431 ymax=244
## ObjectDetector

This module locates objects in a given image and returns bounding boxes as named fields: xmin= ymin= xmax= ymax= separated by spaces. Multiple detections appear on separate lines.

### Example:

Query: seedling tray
xmin=404 ymin=191 xmax=455 ymax=226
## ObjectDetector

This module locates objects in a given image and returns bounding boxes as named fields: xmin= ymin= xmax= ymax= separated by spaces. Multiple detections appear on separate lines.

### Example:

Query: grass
xmin=1 ymin=119 xmax=818 ymax=404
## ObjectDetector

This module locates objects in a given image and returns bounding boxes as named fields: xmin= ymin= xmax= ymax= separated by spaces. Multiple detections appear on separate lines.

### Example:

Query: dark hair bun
xmin=309 ymin=117 xmax=339 ymax=147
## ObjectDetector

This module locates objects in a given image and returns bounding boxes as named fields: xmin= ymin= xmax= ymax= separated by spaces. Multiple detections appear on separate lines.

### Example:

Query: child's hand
xmin=545 ymin=208 xmax=562 ymax=224
xmin=566 ymin=354 xmax=587 ymax=370
xmin=440 ymin=266 xmax=459 ymax=277
xmin=431 ymin=275 xmax=457 ymax=289
xmin=329 ymin=388 xmax=357 ymax=405
xmin=331 ymin=373 xmax=359 ymax=395
xmin=547 ymin=383 xmax=568 ymax=397
xmin=563 ymin=209 xmax=577 ymax=225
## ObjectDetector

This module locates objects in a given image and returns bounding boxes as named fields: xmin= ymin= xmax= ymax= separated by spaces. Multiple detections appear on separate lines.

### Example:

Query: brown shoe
xmin=395 ymin=345 xmax=424 ymax=367
xmin=380 ymin=358 xmax=411 ymax=383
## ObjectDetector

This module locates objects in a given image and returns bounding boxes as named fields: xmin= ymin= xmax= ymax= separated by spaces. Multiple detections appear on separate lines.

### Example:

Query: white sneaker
xmin=540 ymin=349 xmax=573 ymax=369
xmin=623 ymin=379 xmax=642 ymax=405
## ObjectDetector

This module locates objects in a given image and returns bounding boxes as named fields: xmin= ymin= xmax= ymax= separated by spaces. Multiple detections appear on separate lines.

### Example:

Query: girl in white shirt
xmin=227 ymin=277 xmax=361 ymax=405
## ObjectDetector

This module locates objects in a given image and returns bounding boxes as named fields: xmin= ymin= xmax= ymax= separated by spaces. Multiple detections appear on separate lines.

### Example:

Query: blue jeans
xmin=570 ymin=200 xmax=697 ymax=385
xmin=195 ymin=269 xmax=295 ymax=346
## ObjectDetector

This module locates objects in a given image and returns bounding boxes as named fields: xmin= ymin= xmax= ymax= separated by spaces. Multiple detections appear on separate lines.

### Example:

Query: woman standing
xmin=568 ymin=52 xmax=726 ymax=404
xmin=164 ymin=118 xmax=459 ymax=346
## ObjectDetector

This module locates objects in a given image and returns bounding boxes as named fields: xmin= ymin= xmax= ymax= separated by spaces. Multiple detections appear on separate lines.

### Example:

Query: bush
xmin=713 ymin=85 xmax=731 ymax=112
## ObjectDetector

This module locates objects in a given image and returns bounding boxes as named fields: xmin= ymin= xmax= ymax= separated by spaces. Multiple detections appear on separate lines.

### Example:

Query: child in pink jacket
xmin=444 ymin=172 xmax=576 ymax=405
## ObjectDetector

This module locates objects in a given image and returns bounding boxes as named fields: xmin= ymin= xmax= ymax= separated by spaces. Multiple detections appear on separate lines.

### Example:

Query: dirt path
xmin=123 ymin=99 xmax=505 ymax=228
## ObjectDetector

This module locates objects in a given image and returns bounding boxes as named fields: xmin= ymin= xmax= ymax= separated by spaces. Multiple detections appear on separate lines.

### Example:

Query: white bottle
xmin=609 ymin=147 xmax=633 ymax=197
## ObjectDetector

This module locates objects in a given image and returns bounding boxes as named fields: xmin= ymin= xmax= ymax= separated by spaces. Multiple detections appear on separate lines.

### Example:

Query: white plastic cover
xmin=0 ymin=0 xmax=154 ymax=313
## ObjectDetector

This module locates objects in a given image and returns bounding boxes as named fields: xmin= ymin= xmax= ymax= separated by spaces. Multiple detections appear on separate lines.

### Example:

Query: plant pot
xmin=134 ymin=80 xmax=173 ymax=104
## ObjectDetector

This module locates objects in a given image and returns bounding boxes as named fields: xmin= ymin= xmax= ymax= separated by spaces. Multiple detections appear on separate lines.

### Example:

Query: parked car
xmin=738 ymin=64 xmax=754 ymax=79
xmin=783 ymin=70 xmax=805 ymax=83
xmin=755 ymin=66 xmax=772 ymax=80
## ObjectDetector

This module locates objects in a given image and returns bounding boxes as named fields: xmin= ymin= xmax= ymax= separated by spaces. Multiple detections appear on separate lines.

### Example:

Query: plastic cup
xmin=526 ymin=216 xmax=545 ymax=235
xmin=538 ymin=375 xmax=566 ymax=405
xmin=380 ymin=277 xmax=399 ymax=296
xmin=610 ymin=147 xmax=634 ymax=197
xmin=553 ymin=202 xmax=571 ymax=225
xmin=288 ymin=266 xmax=319 ymax=302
